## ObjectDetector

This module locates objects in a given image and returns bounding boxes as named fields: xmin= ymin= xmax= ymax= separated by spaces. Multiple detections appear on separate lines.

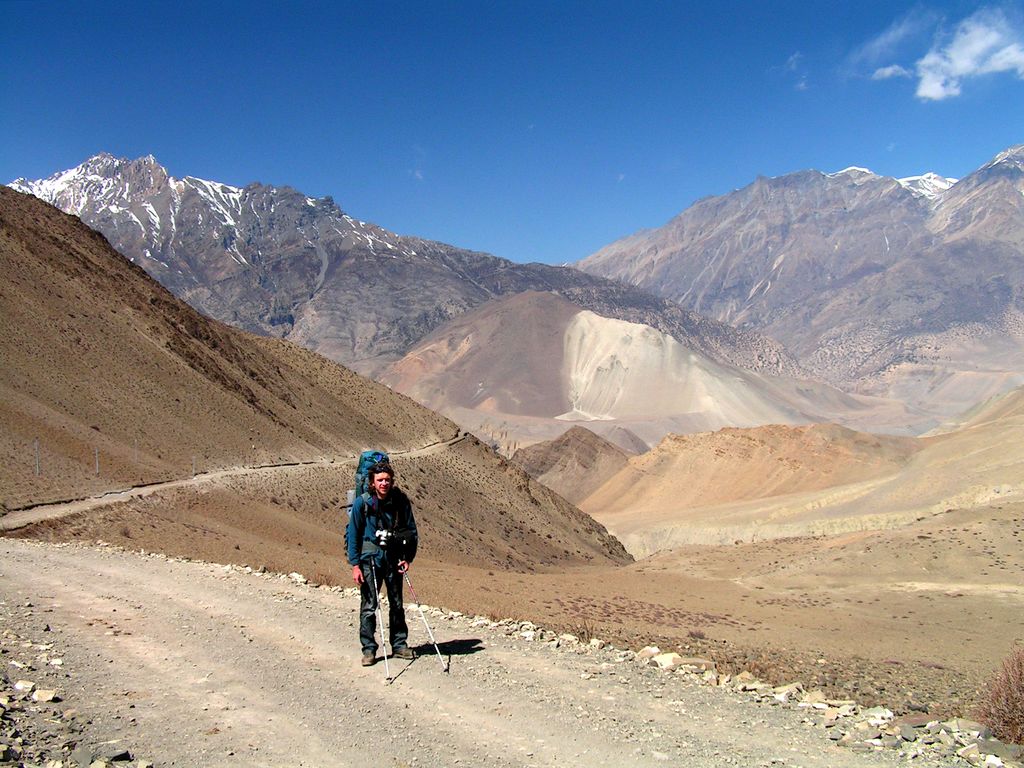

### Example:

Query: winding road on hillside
xmin=0 ymin=538 xmax=950 ymax=768
xmin=0 ymin=433 xmax=469 ymax=533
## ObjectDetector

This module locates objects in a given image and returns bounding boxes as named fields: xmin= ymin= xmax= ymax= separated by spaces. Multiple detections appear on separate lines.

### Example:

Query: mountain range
xmin=12 ymin=146 xmax=1024 ymax=440
xmin=578 ymin=146 xmax=1024 ymax=420
xmin=9 ymin=154 xmax=793 ymax=381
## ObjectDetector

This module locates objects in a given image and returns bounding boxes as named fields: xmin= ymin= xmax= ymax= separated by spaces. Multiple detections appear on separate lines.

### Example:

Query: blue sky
xmin=2 ymin=1 xmax=1023 ymax=264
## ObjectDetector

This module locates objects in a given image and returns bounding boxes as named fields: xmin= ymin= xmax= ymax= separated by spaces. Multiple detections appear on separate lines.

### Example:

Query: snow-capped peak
xmin=828 ymin=166 xmax=876 ymax=177
xmin=824 ymin=166 xmax=881 ymax=187
xmin=982 ymin=144 xmax=1024 ymax=172
xmin=8 ymin=153 xmax=173 ymax=214
xmin=897 ymin=172 xmax=957 ymax=200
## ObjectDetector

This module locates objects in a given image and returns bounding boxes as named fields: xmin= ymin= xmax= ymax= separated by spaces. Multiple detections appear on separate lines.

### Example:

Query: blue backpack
xmin=348 ymin=450 xmax=390 ymax=509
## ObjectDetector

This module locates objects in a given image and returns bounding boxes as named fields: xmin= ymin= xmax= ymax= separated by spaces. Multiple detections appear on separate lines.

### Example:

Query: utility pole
xmin=94 ymin=446 xmax=99 ymax=476
xmin=34 ymin=438 xmax=40 ymax=477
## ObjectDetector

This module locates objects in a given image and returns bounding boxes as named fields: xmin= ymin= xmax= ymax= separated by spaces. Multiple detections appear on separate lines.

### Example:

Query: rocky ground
xmin=2 ymin=538 xmax=1020 ymax=768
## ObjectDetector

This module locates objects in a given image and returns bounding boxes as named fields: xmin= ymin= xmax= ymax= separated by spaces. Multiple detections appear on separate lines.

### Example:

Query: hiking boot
xmin=391 ymin=646 xmax=416 ymax=660
xmin=361 ymin=651 xmax=376 ymax=667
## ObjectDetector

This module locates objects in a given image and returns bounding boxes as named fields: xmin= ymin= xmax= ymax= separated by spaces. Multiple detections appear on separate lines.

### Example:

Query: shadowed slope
xmin=511 ymin=426 xmax=634 ymax=505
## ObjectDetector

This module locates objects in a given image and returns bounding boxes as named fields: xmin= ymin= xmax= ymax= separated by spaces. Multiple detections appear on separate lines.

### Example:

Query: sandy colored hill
xmin=583 ymin=385 xmax=1024 ymax=557
xmin=510 ymin=425 xmax=633 ymax=504
xmin=0 ymin=186 xmax=629 ymax=570
xmin=582 ymin=424 xmax=920 ymax=554
xmin=383 ymin=291 xmax=922 ymax=455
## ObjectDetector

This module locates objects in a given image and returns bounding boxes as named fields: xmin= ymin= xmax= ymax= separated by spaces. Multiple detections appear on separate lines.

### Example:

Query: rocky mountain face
xmin=577 ymin=146 xmax=1024 ymax=417
xmin=9 ymin=154 xmax=796 ymax=379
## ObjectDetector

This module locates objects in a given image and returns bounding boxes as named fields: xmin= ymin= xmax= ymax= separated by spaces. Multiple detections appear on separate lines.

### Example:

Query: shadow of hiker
xmin=431 ymin=638 xmax=484 ymax=657
xmin=383 ymin=638 xmax=482 ymax=683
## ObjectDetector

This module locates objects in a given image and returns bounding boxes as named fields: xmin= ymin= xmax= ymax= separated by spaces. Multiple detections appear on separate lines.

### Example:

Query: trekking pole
xmin=368 ymin=562 xmax=392 ymax=682
xmin=403 ymin=572 xmax=449 ymax=673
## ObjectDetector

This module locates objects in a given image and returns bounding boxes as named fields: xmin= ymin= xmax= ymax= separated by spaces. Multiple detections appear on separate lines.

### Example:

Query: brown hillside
xmin=0 ymin=187 xmax=629 ymax=570
xmin=511 ymin=426 xmax=633 ymax=504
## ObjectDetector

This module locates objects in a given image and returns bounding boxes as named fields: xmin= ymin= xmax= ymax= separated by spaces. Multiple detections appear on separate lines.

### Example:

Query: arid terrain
xmin=3 ymin=186 xmax=1024 ymax=765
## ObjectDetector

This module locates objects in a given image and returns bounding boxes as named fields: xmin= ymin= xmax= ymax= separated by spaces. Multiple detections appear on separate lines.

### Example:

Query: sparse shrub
xmin=975 ymin=644 xmax=1024 ymax=745
xmin=309 ymin=571 xmax=341 ymax=587
xmin=568 ymin=619 xmax=597 ymax=644
xmin=687 ymin=628 xmax=706 ymax=640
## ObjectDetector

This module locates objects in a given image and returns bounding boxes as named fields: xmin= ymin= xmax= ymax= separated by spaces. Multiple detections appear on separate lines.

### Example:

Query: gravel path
xmin=0 ymin=433 xmax=468 ymax=532
xmin=0 ymin=538 xmax=956 ymax=768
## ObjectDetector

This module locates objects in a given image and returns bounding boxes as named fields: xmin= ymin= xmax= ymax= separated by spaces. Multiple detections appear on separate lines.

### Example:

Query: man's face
xmin=371 ymin=471 xmax=393 ymax=499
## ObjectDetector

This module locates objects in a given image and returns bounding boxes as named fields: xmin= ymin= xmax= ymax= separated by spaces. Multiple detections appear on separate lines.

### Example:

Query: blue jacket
xmin=346 ymin=486 xmax=418 ymax=568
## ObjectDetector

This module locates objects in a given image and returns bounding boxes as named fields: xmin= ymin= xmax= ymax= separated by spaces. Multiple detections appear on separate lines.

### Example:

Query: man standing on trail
xmin=347 ymin=461 xmax=418 ymax=666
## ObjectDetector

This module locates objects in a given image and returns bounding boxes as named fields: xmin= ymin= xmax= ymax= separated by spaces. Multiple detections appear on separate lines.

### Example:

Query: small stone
xmin=800 ymin=690 xmax=827 ymax=706
xmin=636 ymin=646 xmax=661 ymax=662
xmin=958 ymin=744 xmax=982 ymax=762
xmin=677 ymin=657 xmax=716 ymax=672
xmin=31 ymin=688 xmax=58 ymax=702
xmin=863 ymin=706 xmax=895 ymax=725
xmin=899 ymin=725 xmax=920 ymax=741
xmin=650 ymin=653 xmax=684 ymax=669
xmin=977 ymin=739 xmax=1024 ymax=761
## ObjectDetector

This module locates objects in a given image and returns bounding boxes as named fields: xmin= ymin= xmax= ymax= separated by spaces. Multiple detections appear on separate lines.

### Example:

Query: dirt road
xmin=0 ymin=539 xmax=950 ymax=768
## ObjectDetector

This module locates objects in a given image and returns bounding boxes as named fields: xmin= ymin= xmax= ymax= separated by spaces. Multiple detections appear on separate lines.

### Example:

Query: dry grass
xmin=975 ymin=645 xmax=1024 ymax=745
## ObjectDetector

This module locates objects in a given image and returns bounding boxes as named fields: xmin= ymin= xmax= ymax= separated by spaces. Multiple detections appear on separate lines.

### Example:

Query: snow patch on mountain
xmin=897 ymin=172 xmax=957 ymax=200
xmin=7 ymin=153 xmax=425 ymax=264
xmin=984 ymin=144 xmax=1024 ymax=171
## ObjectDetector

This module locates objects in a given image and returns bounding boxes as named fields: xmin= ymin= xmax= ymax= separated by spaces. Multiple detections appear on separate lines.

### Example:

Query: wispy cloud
xmin=856 ymin=5 xmax=1024 ymax=100
xmin=773 ymin=51 xmax=809 ymax=91
xmin=916 ymin=7 xmax=1024 ymax=100
xmin=850 ymin=8 xmax=939 ymax=67
xmin=872 ymin=64 xmax=913 ymax=80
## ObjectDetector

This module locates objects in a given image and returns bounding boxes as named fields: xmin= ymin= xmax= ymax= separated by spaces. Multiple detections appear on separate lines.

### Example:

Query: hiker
xmin=347 ymin=460 xmax=418 ymax=666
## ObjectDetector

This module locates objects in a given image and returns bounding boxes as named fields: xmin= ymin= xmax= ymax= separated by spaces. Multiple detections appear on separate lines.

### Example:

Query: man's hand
xmin=352 ymin=565 xmax=364 ymax=585
xmin=397 ymin=560 xmax=409 ymax=575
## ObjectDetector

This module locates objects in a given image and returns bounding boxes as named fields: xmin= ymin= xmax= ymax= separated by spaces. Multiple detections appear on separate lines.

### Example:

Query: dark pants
xmin=359 ymin=561 xmax=409 ymax=654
